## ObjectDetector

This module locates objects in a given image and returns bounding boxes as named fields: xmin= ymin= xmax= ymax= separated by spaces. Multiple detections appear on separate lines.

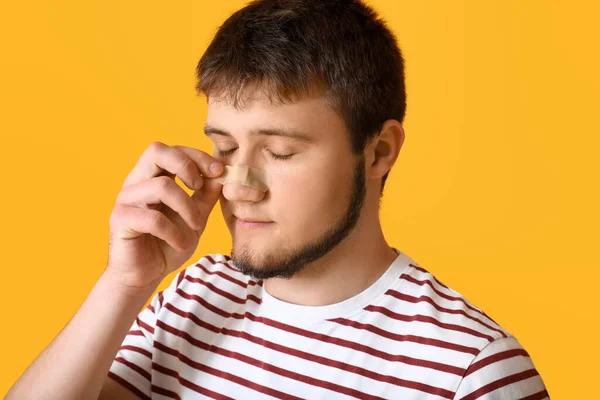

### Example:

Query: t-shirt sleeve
xmin=107 ymin=268 xmax=186 ymax=399
xmin=453 ymin=336 xmax=550 ymax=399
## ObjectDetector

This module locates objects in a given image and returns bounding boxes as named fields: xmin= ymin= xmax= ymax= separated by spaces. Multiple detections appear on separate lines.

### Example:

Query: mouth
xmin=234 ymin=215 xmax=274 ymax=228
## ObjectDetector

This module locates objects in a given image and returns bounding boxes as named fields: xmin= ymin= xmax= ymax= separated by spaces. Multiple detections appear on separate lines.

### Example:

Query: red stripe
xmin=158 ymin=291 xmax=164 ymax=308
xmin=119 ymin=344 xmax=152 ymax=359
xmin=204 ymin=255 xmax=263 ymax=286
xmin=458 ymin=368 xmax=540 ymax=400
xmin=408 ymin=264 xmax=499 ymax=325
xmin=147 ymin=304 xmax=155 ymax=313
xmin=170 ymin=289 xmax=465 ymax=376
xmin=128 ymin=329 xmax=145 ymax=337
xmin=229 ymin=329 xmax=454 ymax=398
xmin=151 ymin=362 xmax=234 ymax=400
xmin=409 ymin=264 xmax=449 ymax=288
xmin=205 ymin=255 xmax=241 ymax=275
xmin=153 ymin=341 xmax=303 ymax=400
xmin=244 ymin=312 xmax=466 ymax=376
xmin=329 ymin=317 xmax=480 ymax=355
xmin=176 ymin=269 xmax=185 ymax=287
xmin=250 ymin=279 xmax=263 ymax=287
xmin=521 ymin=389 xmax=550 ymax=400
xmin=107 ymin=371 xmax=151 ymax=400
xmin=115 ymin=356 xmax=151 ymax=381
xmin=465 ymin=348 xmax=530 ymax=377
xmin=401 ymin=274 xmax=494 ymax=321
xmin=153 ymin=327 xmax=386 ymax=400
xmin=150 ymin=384 xmax=181 ymax=399
xmin=183 ymin=275 xmax=261 ymax=305
xmin=164 ymin=302 xmax=219 ymax=333
xmin=231 ymin=325 xmax=454 ymax=397
xmin=175 ymin=288 xmax=244 ymax=320
xmin=137 ymin=317 xmax=155 ymax=335
xmin=164 ymin=302 xmax=453 ymax=396
xmin=365 ymin=305 xmax=495 ymax=341
xmin=247 ymin=294 xmax=262 ymax=304
xmin=386 ymin=290 xmax=507 ymax=337
xmin=221 ymin=261 xmax=244 ymax=275
xmin=195 ymin=262 xmax=248 ymax=288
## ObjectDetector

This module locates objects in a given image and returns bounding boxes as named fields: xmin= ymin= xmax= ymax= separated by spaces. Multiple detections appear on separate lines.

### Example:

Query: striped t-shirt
xmin=108 ymin=249 xmax=549 ymax=399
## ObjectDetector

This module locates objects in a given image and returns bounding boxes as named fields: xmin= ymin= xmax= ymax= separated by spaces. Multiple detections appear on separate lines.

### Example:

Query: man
xmin=7 ymin=0 xmax=549 ymax=399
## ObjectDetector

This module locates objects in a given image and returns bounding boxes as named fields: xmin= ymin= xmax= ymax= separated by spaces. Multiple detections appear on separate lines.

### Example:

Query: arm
xmin=5 ymin=270 xmax=158 ymax=400
xmin=453 ymin=336 xmax=550 ymax=400
xmin=7 ymin=142 xmax=223 ymax=399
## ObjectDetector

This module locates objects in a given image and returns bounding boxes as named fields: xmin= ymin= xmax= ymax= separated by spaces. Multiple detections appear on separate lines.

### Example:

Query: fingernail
xmin=210 ymin=162 xmax=223 ymax=175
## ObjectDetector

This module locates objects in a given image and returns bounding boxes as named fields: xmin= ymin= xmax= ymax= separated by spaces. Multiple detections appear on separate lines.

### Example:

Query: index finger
xmin=172 ymin=145 xmax=224 ymax=180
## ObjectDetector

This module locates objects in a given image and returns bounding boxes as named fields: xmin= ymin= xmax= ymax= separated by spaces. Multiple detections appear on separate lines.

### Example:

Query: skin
xmin=6 ymin=142 xmax=225 ymax=400
xmin=206 ymin=87 xmax=405 ymax=306
xmin=6 ymin=87 xmax=404 ymax=400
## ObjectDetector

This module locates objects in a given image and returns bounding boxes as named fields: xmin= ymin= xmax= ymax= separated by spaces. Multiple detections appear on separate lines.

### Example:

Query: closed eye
xmin=217 ymin=148 xmax=295 ymax=161
xmin=218 ymin=148 xmax=237 ymax=157
xmin=268 ymin=151 xmax=294 ymax=160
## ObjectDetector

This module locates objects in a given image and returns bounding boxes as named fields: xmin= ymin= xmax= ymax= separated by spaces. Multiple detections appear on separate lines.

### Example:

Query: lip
xmin=234 ymin=215 xmax=273 ymax=227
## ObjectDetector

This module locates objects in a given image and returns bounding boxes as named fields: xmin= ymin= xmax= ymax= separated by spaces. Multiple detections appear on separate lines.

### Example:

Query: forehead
xmin=205 ymin=88 xmax=348 ymax=141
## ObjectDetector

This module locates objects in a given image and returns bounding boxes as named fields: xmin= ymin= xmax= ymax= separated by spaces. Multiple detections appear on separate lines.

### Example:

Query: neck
xmin=264 ymin=205 xmax=398 ymax=306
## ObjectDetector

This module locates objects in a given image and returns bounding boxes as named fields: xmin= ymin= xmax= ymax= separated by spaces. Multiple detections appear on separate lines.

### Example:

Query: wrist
xmin=101 ymin=267 xmax=163 ymax=299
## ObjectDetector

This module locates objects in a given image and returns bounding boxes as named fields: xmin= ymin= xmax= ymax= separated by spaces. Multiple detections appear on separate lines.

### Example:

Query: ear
xmin=365 ymin=119 xmax=405 ymax=181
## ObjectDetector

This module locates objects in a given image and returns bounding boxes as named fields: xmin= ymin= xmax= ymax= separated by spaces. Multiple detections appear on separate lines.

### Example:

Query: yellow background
xmin=1 ymin=0 xmax=598 ymax=397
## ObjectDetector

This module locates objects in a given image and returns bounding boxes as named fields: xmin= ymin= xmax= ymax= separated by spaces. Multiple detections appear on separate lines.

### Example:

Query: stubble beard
xmin=230 ymin=154 xmax=367 ymax=280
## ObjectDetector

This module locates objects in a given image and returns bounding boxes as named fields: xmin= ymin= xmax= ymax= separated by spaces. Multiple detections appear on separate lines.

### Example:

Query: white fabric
xmin=108 ymin=249 xmax=549 ymax=399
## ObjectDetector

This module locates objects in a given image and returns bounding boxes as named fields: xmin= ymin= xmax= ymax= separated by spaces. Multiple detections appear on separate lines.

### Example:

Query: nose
xmin=218 ymin=162 xmax=270 ymax=202
xmin=222 ymin=183 xmax=266 ymax=202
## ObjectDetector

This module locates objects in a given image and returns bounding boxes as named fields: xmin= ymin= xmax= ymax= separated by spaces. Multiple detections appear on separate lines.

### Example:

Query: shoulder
xmin=453 ymin=336 xmax=549 ymax=399
xmin=395 ymin=260 xmax=510 ymax=341
xmin=393 ymin=260 xmax=549 ymax=397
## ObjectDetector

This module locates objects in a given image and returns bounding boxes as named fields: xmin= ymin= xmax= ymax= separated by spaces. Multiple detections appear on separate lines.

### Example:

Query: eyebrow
xmin=204 ymin=124 xmax=314 ymax=143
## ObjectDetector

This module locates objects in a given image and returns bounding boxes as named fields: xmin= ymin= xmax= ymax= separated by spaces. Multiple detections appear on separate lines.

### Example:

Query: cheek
xmin=269 ymin=164 xmax=349 ymax=229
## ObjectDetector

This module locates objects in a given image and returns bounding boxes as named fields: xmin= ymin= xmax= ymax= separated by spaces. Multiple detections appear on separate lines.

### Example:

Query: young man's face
xmin=205 ymin=89 xmax=367 ymax=279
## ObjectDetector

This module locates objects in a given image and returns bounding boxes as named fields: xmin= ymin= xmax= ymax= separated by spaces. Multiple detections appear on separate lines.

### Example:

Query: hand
xmin=105 ymin=141 xmax=224 ymax=290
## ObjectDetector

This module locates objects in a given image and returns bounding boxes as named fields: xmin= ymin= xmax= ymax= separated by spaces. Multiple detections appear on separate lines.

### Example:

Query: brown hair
xmin=196 ymin=0 xmax=406 ymax=194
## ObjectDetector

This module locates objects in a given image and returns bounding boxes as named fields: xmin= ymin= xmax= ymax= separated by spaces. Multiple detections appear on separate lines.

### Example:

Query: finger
xmin=116 ymin=176 xmax=204 ymax=231
xmin=121 ymin=142 xmax=204 ymax=189
xmin=172 ymin=145 xmax=224 ymax=179
xmin=192 ymin=175 xmax=223 ymax=225
xmin=110 ymin=204 xmax=189 ymax=252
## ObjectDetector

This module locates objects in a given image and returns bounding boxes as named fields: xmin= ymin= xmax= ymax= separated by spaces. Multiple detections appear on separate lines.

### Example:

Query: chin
xmin=231 ymin=239 xmax=279 ymax=263
xmin=231 ymin=240 xmax=267 ymax=261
